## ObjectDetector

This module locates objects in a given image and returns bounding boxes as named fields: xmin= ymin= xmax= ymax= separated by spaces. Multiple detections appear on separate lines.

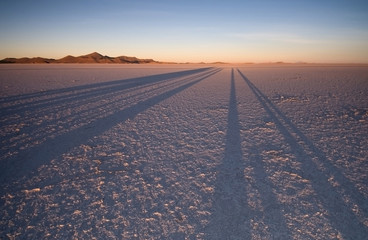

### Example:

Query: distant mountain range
xmin=0 ymin=52 xmax=160 ymax=64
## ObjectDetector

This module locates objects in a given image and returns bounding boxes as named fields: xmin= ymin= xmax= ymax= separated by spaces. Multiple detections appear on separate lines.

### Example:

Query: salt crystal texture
xmin=0 ymin=64 xmax=367 ymax=239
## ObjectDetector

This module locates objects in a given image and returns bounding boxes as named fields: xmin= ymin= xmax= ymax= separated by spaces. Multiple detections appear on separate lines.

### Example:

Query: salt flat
xmin=0 ymin=64 xmax=367 ymax=239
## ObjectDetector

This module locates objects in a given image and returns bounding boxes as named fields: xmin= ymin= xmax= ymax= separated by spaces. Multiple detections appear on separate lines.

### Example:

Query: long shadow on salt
xmin=0 ymin=68 xmax=220 ymax=191
xmin=1 ymin=68 xmax=215 ymax=154
xmin=206 ymin=69 xmax=291 ymax=239
xmin=1 ymin=70 xmax=207 ymax=157
xmin=237 ymin=69 xmax=368 ymax=239
xmin=0 ymin=68 xmax=212 ymax=110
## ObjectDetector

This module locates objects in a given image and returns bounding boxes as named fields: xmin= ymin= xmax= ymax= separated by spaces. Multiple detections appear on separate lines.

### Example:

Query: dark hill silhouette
xmin=0 ymin=52 xmax=158 ymax=64
xmin=0 ymin=57 xmax=56 ymax=64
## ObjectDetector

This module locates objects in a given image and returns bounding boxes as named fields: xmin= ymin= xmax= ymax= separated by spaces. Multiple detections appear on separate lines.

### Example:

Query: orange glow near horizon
xmin=1 ymin=1 xmax=368 ymax=63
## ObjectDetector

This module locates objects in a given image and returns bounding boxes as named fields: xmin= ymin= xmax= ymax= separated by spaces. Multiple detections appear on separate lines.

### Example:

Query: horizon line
xmin=1 ymin=52 xmax=368 ymax=65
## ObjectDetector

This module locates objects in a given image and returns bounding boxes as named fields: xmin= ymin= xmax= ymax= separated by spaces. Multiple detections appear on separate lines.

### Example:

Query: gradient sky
xmin=1 ymin=0 xmax=368 ymax=63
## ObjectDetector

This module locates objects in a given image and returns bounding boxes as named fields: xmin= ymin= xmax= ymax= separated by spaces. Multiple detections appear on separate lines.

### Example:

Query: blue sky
xmin=1 ymin=0 xmax=367 ymax=63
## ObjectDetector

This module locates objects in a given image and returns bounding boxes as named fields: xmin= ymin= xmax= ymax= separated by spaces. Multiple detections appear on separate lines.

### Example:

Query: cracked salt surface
xmin=0 ymin=64 xmax=367 ymax=239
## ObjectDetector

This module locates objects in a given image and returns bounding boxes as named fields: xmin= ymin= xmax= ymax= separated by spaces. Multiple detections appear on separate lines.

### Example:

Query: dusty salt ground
xmin=0 ymin=64 xmax=367 ymax=239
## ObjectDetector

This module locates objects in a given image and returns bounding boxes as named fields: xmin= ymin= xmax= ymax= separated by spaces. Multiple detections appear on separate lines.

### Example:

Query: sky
xmin=1 ymin=0 xmax=368 ymax=63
